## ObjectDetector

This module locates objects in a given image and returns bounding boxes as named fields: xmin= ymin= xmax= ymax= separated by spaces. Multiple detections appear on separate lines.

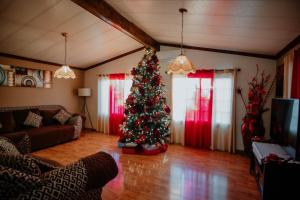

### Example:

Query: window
xmin=172 ymin=75 xmax=213 ymax=123
xmin=97 ymin=74 xmax=132 ymax=135
xmin=213 ymin=75 xmax=233 ymax=125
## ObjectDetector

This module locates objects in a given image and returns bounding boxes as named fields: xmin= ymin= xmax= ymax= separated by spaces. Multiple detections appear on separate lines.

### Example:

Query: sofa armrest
xmin=17 ymin=161 xmax=89 ymax=200
xmin=80 ymin=151 xmax=118 ymax=190
xmin=68 ymin=115 xmax=83 ymax=138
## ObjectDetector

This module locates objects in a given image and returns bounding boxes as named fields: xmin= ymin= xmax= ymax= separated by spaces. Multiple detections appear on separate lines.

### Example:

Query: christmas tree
xmin=119 ymin=48 xmax=171 ymax=153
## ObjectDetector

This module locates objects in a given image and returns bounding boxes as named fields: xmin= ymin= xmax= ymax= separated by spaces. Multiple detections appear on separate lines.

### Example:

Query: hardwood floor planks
xmin=31 ymin=132 xmax=259 ymax=200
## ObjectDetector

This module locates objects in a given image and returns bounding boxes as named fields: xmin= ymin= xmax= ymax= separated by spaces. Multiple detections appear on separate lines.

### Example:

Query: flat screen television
xmin=270 ymin=98 xmax=300 ymax=160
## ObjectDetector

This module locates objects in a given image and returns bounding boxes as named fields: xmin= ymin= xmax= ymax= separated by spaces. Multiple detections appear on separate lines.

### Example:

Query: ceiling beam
xmin=84 ymin=47 xmax=144 ymax=71
xmin=0 ymin=53 xmax=84 ymax=71
xmin=276 ymin=35 xmax=300 ymax=59
xmin=160 ymin=42 xmax=277 ymax=60
xmin=71 ymin=0 xmax=160 ymax=50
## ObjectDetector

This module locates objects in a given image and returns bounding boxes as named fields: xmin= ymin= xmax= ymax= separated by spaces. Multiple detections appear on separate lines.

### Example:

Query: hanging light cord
xmin=64 ymin=34 xmax=67 ymax=66
xmin=180 ymin=10 xmax=184 ymax=55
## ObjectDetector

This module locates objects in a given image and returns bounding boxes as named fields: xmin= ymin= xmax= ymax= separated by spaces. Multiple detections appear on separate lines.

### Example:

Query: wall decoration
xmin=0 ymin=64 xmax=52 ymax=88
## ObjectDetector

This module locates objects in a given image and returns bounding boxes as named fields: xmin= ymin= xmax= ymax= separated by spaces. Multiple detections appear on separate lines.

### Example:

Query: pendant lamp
xmin=167 ymin=8 xmax=195 ymax=74
xmin=54 ymin=33 xmax=76 ymax=79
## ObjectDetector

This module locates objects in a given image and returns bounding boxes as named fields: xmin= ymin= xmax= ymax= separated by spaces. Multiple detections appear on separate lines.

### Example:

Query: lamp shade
xmin=54 ymin=65 xmax=76 ymax=79
xmin=78 ymin=88 xmax=91 ymax=97
xmin=167 ymin=55 xmax=195 ymax=74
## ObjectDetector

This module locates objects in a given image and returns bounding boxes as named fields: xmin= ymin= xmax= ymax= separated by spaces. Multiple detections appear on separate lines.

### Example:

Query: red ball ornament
xmin=152 ymin=75 xmax=161 ymax=86
xmin=154 ymin=128 xmax=160 ymax=137
xmin=135 ymin=119 xmax=142 ymax=126
xmin=143 ymin=125 xmax=150 ymax=132
xmin=164 ymin=105 xmax=171 ymax=114
xmin=126 ymin=95 xmax=134 ymax=104
xmin=146 ymin=99 xmax=155 ymax=107
xmin=147 ymin=65 xmax=154 ymax=73
xmin=131 ymin=68 xmax=137 ymax=76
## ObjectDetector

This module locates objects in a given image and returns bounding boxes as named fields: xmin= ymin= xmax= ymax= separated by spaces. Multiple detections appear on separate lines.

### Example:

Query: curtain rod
xmin=214 ymin=68 xmax=241 ymax=72
xmin=99 ymin=73 xmax=131 ymax=77
xmin=164 ymin=68 xmax=241 ymax=74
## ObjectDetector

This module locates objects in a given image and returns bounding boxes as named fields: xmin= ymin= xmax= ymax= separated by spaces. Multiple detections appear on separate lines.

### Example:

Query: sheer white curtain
xmin=124 ymin=74 xmax=132 ymax=100
xmin=211 ymin=70 xmax=237 ymax=153
xmin=171 ymin=75 xmax=187 ymax=145
xmin=98 ymin=76 xmax=110 ymax=134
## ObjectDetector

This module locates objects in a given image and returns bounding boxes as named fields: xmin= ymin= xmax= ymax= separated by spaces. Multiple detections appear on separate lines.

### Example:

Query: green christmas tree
xmin=119 ymin=48 xmax=171 ymax=149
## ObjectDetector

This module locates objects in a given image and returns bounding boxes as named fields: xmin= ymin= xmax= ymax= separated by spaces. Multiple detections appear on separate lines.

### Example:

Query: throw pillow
xmin=0 ymin=166 xmax=42 ymax=199
xmin=0 ymin=137 xmax=20 ymax=154
xmin=40 ymin=109 xmax=60 ymax=126
xmin=53 ymin=109 xmax=71 ymax=124
xmin=0 ymin=153 xmax=41 ymax=176
xmin=13 ymin=109 xmax=40 ymax=130
xmin=24 ymin=111 xmax=43 ymax=128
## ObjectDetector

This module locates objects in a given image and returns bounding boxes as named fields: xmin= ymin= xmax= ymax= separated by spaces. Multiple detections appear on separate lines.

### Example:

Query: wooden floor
xmin=32 ymin=132 xmax=259 ymax=200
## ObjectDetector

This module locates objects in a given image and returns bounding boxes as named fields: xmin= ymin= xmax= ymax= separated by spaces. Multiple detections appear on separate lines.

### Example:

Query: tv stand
xmin=250 ymin=142 xmax=300 ymax=200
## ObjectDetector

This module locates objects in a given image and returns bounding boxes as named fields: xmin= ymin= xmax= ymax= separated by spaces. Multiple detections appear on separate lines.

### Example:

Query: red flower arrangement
xmin=237 ymin=65 xmax=276 ymax=154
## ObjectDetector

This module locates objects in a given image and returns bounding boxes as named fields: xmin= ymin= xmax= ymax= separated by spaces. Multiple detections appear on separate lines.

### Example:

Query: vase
xmin=241 ymin=116 xmax=265 ymax=156
xmin=241 ymin=122 xmax=252 ymax=156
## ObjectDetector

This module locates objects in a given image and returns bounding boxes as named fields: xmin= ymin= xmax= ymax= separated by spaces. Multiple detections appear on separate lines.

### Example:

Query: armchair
xmin=0 ymin=135 xmax=118 ymax=200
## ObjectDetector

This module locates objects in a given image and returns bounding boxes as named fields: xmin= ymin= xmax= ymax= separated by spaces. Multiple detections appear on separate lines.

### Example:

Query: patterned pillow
xmin=24 ymin=111 xmax=43 ymax=128
xmin=0 ymin=166 xmax=42 ymax=199
xmin=0 ymin=137 xmax=20 ymax=154
xmin=0 ymin=153 xmax=41 ymax=176
xmin=53 ymin=109 xmax=71 ymax=124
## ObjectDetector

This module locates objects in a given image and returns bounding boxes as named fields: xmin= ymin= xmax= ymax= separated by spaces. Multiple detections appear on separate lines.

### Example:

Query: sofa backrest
xmin=0 ymin=105 xmax=66 ymax=112
xmin=0 ymin=105 xmax=68 ymax=133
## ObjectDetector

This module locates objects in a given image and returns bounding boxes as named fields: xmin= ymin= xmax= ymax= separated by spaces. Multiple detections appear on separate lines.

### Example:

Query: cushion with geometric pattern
xmin=24 ymin=111 xmax=43 ymax=128
xmin=53 ymin=109 xmax=71 ymax=124
xmin=0 ymin=153 xmax=41 ymax=176
xmin=0 ymin=137 xmax=20 ymax=154
xmin=0 ymin=165 xmax=42 ymax=199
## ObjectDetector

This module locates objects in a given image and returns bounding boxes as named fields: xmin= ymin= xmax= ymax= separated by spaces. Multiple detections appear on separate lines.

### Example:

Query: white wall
xmin=84 ymin=46 xmax=277 ymax=150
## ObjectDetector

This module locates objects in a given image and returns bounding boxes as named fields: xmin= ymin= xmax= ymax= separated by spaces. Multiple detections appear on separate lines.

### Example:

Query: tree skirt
xmin=121 ymin=144 xmax=168 ymax=155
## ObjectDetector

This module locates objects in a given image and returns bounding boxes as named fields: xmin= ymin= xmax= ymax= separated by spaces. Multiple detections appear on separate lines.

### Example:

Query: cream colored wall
xmin=84 ymin=46 xmax=277 ymax=150
xmin=0 ymin=56 xmax=84 ymax=113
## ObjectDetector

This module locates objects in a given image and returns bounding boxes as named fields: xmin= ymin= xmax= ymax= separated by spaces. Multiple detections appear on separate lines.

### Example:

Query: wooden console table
xmin=250 ymin=142 xmax=300 ymax=200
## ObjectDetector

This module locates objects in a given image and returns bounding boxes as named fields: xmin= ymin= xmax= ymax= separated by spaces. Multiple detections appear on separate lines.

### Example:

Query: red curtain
xmin=291 ymin=49 xmax=300 ymax=98
xmin=109 ymin=74 xmax=125 ymax=135
xmin=185 ymin=70 xmax=214 ymax=149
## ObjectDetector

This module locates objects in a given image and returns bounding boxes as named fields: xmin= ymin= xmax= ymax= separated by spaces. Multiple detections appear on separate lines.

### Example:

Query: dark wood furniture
xmin=250 ymin=145 xmax=300 ymax=200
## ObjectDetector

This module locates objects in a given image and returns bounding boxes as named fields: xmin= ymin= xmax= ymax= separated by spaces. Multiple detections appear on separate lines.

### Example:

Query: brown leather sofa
xmin=0 ymin=105 xmax=82 ymax=152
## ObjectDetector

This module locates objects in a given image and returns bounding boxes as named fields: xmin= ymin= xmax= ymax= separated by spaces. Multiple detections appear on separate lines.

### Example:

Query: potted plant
xmin=237 ymin=65 xmax=276 ymax=155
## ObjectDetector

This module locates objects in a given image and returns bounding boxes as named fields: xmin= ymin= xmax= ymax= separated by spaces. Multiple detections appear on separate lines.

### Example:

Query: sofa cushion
xmin=0 ymin=111 xmax=16 ymax=134
xmin=0 ymin=154 xmax=41 ymax=176
xmin=40 ymin=109 xmax=60 ymax=126
xmin=13 ymin=109 xmax=40 ymax=130
xmin=1 ymin=131 xmax=31 ymax=154
xmin=24 ymin=111 xmax=43 ymax=128
xmin=53 ymin=109 xmax=71 ymax=124
xmin=0 ymin=165 xmax=42 ymax=199
xmin=0 ymin=137 xmax=20 ymax=154
xmin=27 ymin=125 xmax=75 ymax=151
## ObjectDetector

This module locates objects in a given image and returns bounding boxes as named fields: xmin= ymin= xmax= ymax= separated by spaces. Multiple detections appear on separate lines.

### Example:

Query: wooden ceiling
xmin=0 ymin=0 xmax=299 ymax=69
xmin=0 ymin=0 xmax=142 ymax=68
xmin=108 ymin=0 xmax=300 ymax=55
